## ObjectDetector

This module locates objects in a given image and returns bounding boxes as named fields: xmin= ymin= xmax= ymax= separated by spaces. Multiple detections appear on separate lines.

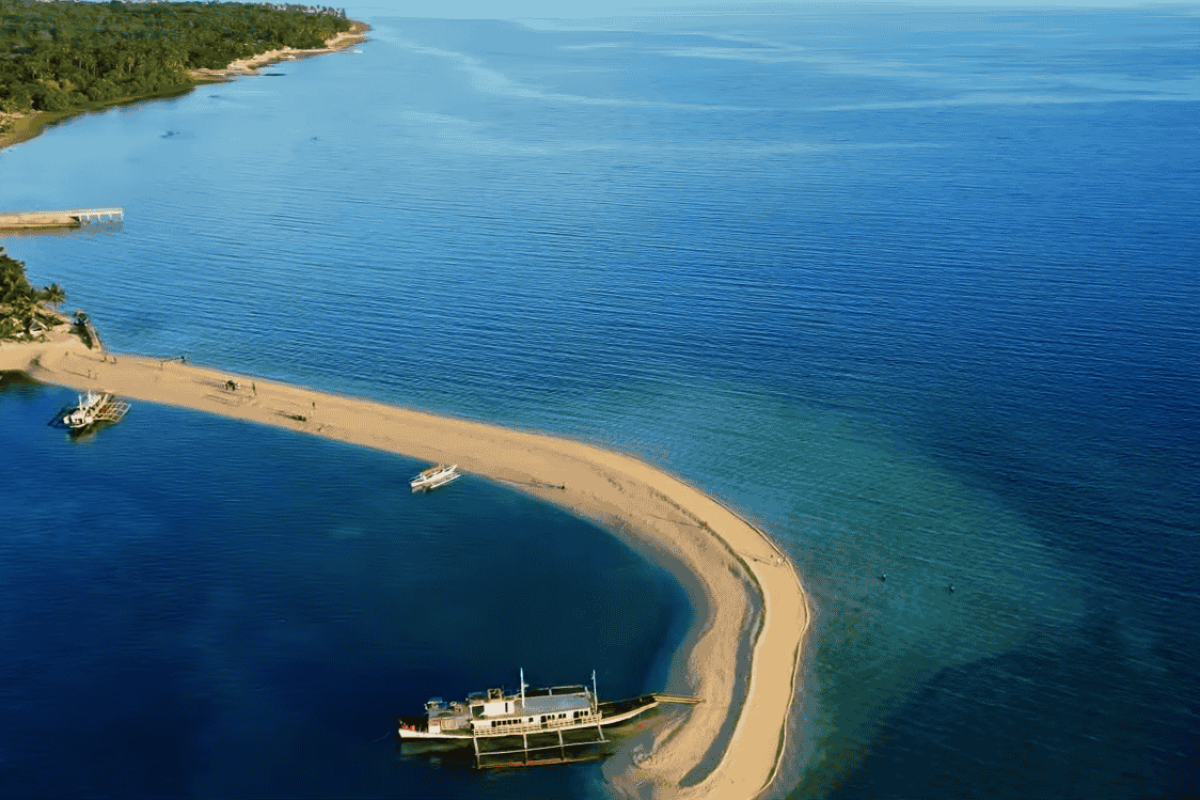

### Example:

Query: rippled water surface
xmin=3 ymin=5 xmax=1199 ymax=798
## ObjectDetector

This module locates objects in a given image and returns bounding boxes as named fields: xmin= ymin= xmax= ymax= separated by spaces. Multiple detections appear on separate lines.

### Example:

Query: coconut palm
xmin=41 ymin=283 xmax=66 ymax=307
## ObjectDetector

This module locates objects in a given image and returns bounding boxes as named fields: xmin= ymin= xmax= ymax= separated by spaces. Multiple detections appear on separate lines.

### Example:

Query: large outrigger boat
xmin=58 ymin=390 xmax=129 ymax=432
xmin=398 ymin=670 xmax=680 ymax=768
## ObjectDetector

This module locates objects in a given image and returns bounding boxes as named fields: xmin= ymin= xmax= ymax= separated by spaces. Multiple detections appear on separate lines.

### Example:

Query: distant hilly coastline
xmin=0 ymin=0 xmax=367 ymax=151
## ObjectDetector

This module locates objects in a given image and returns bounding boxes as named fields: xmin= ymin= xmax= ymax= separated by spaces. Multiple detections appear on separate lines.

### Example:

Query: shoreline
xmin=2 ymin=338 xmax=810 ymax=799
xmin=188 ymin=23 xmax=369 ymax=81
xmin=0 ymin=22 xmax=369 ymax=153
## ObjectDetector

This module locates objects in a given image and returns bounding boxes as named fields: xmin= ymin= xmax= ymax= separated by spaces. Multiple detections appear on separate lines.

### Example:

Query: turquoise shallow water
xmin=3 ymin=5 xmax=1199 ymax=797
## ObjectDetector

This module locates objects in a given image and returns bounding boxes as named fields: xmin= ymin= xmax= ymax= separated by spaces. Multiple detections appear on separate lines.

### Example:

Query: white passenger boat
xmin=410 ymin=464 xmax=460 ymax=492
xmin=398 ymin=670 xmax=666 ymax=768
xmin=62 ymin=390 xmax=129 ymax=430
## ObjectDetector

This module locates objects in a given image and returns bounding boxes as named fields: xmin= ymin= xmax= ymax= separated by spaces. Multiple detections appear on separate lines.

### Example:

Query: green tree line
xmin=1 ymin=247 xmax=65 ymax=339
xmin=1 ymin=0 xmax=350 ymax=113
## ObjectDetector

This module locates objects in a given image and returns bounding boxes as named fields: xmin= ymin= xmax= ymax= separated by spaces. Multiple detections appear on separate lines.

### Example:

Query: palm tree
xmin=41 ymin=283 xmax=66 ymax=307
xmin=1 ymin=249 xmax=33 ymax=305
xmin=10 ymin=293 xmax=36 ymax=336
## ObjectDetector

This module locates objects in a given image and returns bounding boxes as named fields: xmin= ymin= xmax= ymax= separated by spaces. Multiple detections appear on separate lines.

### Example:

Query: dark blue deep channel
xmin=0 ymin=376 xmax=689 ymax=798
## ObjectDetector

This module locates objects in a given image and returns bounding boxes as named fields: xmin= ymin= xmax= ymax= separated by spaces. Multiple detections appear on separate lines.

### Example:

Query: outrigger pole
xmin=593 ymin=670 xmax=605 ymax=743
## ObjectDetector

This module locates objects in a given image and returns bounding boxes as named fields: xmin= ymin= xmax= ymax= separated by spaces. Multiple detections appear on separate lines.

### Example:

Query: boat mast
xmin=520 ymin=668 xmax=526 ymax=707
xmin=592 ymin=669 xmax=598 ymax=712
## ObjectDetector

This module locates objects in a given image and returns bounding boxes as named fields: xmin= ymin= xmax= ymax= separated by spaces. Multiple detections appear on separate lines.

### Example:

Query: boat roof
xmin=516 ymin=694 xmax=591 ymax=715
xmin=527 ymin=685 xmax=586 ymax=697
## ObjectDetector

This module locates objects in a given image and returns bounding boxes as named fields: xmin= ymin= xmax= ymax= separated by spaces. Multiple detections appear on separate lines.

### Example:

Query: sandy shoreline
xmin=189 ymin=23 xmax=369 ymax=80
xmin=1 ymin=338 xmax=809 ymax=799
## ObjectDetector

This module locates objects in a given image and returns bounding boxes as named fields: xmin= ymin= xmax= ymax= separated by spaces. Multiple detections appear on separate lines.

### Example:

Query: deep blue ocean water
xmin=2 ymin=5 xmax=1199 ymax=798
xmin=0 ymin=374 xmax=686 ymax=798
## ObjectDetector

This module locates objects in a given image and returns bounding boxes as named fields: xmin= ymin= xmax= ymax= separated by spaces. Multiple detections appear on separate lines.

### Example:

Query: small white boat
xmin=410 ymin=464 xmax=460 ymax=492
xmin=62 ymin=390 xmax=128 ymax=430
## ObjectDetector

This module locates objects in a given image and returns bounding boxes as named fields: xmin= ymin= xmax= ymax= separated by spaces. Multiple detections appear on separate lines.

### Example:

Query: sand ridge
xmin=6 ymin=341 xmax=810 ymax=800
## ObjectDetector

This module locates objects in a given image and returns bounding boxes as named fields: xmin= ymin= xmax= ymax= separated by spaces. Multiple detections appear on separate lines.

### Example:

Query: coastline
xmin=2 ymin=339 xmax=810 ymax=799
xmin=188 ymin=23 xmax=369 ymax=81
xmin=0 ymin=22 xmax=369 ymax=153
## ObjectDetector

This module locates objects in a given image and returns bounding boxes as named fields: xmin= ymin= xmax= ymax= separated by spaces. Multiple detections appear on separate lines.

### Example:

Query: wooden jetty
xmin=0 ymin=207 xmax=124 ymax=231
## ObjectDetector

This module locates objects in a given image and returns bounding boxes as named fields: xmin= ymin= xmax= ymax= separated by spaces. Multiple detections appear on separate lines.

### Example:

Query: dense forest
xmin=0 ymin=0 xmax=351 ymax=114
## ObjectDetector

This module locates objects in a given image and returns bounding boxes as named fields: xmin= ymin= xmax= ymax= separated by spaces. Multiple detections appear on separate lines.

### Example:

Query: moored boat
xmin=397 ymin=670 xmax=665 ymax=767
xmin=61 ymin=390 xmax=129 ymax=430
xmin=410 ymin=463 xmax=460 ymax=492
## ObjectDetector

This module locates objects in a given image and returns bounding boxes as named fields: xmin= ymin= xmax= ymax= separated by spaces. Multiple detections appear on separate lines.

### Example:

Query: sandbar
xmin=1 ymin=337 xmax=810 ymax=799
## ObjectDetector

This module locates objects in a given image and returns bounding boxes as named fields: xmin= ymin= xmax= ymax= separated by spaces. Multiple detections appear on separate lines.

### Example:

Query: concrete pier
xmin=0 ymin=207 xmax=124 ymax=230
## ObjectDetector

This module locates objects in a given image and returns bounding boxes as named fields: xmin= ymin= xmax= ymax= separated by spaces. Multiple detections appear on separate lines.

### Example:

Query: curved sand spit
xmin=2 ymin=338 xmax=810 ymax=799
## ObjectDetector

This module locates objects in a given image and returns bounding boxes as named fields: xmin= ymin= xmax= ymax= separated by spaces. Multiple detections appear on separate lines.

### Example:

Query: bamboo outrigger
xmin=54 ymin=390 xmax=129 ymax=432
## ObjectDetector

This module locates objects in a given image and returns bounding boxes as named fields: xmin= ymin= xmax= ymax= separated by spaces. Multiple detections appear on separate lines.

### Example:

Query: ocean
xmin=2 ymin=5 xmax=1198 ymax=797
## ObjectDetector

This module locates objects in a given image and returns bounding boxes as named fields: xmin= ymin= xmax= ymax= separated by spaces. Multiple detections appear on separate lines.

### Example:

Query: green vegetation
xmin=0 ymin=247 xmax=66 ymax=340
xmin=0 ymin=0 xmax=351 ymax=114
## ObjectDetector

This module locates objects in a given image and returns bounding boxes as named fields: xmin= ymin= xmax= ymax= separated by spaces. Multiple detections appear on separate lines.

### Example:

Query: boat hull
xmin=410 ymin=474 xmax=460 ymax=492
xmin=410 ymin=464 xmax=460 ymax=492
xmin=398 ymin=695 xmax=660 ymax=742
xmin=52 ymin=392 xmax=129 ymax=432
